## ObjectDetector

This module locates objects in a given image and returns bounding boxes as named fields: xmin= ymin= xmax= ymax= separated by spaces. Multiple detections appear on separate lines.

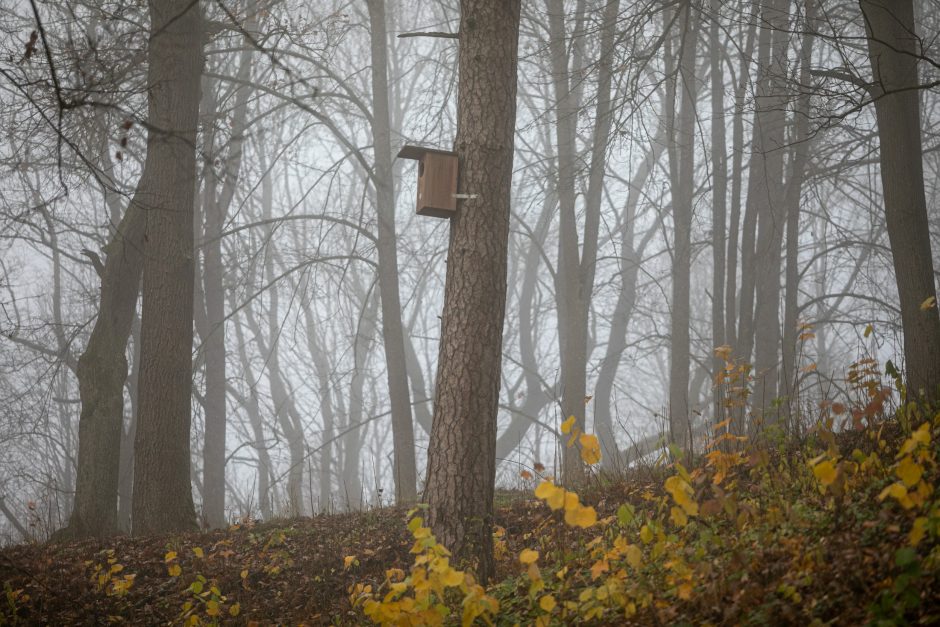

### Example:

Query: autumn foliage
xmin=2 ymin=354 xmax=939 ymax=625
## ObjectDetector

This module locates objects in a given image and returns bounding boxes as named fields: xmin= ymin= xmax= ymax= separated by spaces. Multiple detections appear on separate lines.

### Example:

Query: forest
xmin=1 ymin=0 xmax=939 ymax=624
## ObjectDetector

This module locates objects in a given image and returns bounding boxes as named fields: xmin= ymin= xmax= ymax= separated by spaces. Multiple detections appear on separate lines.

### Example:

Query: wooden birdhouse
xmin=396 ymin=145 xmax=458 ymax=218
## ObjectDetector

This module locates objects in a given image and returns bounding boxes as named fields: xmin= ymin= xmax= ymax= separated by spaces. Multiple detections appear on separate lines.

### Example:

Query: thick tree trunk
xmin=131 ymin=0 xmax=204 ymax=536
xmin=424 ymin=0 xmax=520 ymax=584
xmin=367 ymin=0 xmax=418 ymax=504
xmin=861 ymin=0 xmax=940 ymax=403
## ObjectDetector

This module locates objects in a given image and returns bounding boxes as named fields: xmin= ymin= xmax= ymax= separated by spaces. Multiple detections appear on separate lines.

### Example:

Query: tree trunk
xmin=595 ymin=129 xmax=665 ymax=468
xmin=666 ymin=0 xmax=697 ymax=452
xmin=198 ymin=11 xmax=256 ymax=529
xmin=424 ymin=0 xmax=520 ymax=584
xmin=861 ymin=0 xmax=940 ymax=403
xmin=780 ymin=0 xmax=816 ymax=411
xmin=750 ymin=0 xmax=790 ymax=420
xmin=367 ymin=0 xmax=418 ymax=504
xmin=231 ymin=309 xmax=274 ymax=520
xmin=131 ymin=0 xmax=204 ymax=536
xmin=709 ymin=0 xmax=728 ymax=423
xmin=344 ymin=288 xmax=378 ymax=510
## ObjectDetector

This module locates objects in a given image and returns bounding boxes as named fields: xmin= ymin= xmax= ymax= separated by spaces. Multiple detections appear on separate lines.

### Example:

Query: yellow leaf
xmin=897 ymin=456 xmax=923 ymax=488
xmin=229 ymin=603 xmax=241 ymax=617
xmin=565 ymin=504 xmax=597 ymax=528
xmin=240 ymin=569 xmax=248 ymax=579
xmin=920 ymin=296 xmax=937 ymax=311
xmin=590 ymin=559 xmax=609 ymax=580
xmin=678 ymin=583 xmax=693 ymax=600
xmin=563 ymin=491 xmax=579 ymax=511
xmin=539 ymin=594 xmax=556 ymax=612
xmin=167 ymin=564 xmax=181 ymax=577
xmin=878 ymin=482 xmax=915 ymax=509
xmin=519 ymin=549 xmax=539 ymax=565
xmin=535 ymin=481 xmax=566 ymax=510
xmin=441 ymin=568 xmax=464 ymax=587
xmin=206 ymin=600 xmax=220 ymax=617
xmin=344 ymin=555 xmax=357 ymax=569
xmin=192 ymin=547 xmax=204 ymax=559
xmin=639 ymin=525 xmax=653 ymax=544
xmin=864 ymin=324 xmax=874 ymax=338
xmin=561 ymin=415 xmax=576 ymax=434
xmin=670 ymin=506 xmax=688 ymax=528
xmin=625 ymin=544 xmax=642 ymax=570
xmin=909 ymin=517 xmax=929 ymax=546
xmin=164 ymin=551 xmax=177 ymax=563
xmin=812 ymin=460 xmax=838 ymax=487
xmin=579 ymin=433 xmax=602 ymax=465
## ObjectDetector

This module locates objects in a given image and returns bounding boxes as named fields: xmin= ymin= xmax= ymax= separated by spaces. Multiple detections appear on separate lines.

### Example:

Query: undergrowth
xmin=351 ymin=348 xmax=940 ymax=625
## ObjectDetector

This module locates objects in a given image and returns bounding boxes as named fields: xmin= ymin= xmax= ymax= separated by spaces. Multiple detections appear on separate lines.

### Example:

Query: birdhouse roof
xmin=396 ymin=144 xmax=457 ymax=160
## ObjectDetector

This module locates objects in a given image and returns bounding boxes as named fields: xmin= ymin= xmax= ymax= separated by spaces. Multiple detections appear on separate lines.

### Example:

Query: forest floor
xmin=2 ymin=409 xmax=940 ymax=625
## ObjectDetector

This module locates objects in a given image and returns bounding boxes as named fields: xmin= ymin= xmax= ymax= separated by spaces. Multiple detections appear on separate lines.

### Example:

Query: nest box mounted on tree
xmin=397 ymin=145 xmax=458 ymax=218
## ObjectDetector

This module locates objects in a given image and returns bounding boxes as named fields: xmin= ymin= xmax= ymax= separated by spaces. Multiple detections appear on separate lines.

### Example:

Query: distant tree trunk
xmin=232 ymin=310 xmax=273 ymax=520
xmin=861 ymin=0 xmax=940 ymax=402
xmin=367 ymin=0 xmax=417 ymax=505
xmin=197 ymin=14 xmax=255 ymax=529
xmin=424 ymin=0 xmax=520 ymax=584
xmin=666 ymin=0 xmax=697 ymax=452
xmin=131 ymin=0 xmax=204 ymax=536
xmin=709 ymin=0 xmax=728 ymax=422
xmin=547 ymin=0 xmax=614 ymax=485
xmin=725 ymin=12 xmax=758 ymax=351
xmin=344 ymin=288 xmax=378 ymax=510
xmin=780 ymin=0 xmax=816 ymax=409
xmin=750 ymin=0 xmax=790 ymax=420
xmin=301 ymin=304 xmax=336 ymax=512
xmin=494 ymin=196 xmax=553 ymax=462
xmin=117 ymin=315 xmax=140 ymax=533
xmin=595 ymin=130 xmax=665 ymax=467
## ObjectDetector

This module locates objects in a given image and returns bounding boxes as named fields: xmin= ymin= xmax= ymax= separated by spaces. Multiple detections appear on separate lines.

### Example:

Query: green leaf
xmin=895 ymin=547 xmax=918 ymax=568
xmin=617 ymin=504 xmax=635 ymax=526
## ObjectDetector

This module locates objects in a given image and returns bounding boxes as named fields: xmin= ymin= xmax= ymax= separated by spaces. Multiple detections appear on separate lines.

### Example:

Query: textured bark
xmin=424 ymin=0 xmax=520 ymax=583
xmin=861 ymin=0 xmax=940 ymax=402
xmin=368 ymin=0 xmax=417 ymax=504
xmin=666 ymin=0 xmax=697 ymax=452
xmin=131 ymin=0 xmax=203 ymax=536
